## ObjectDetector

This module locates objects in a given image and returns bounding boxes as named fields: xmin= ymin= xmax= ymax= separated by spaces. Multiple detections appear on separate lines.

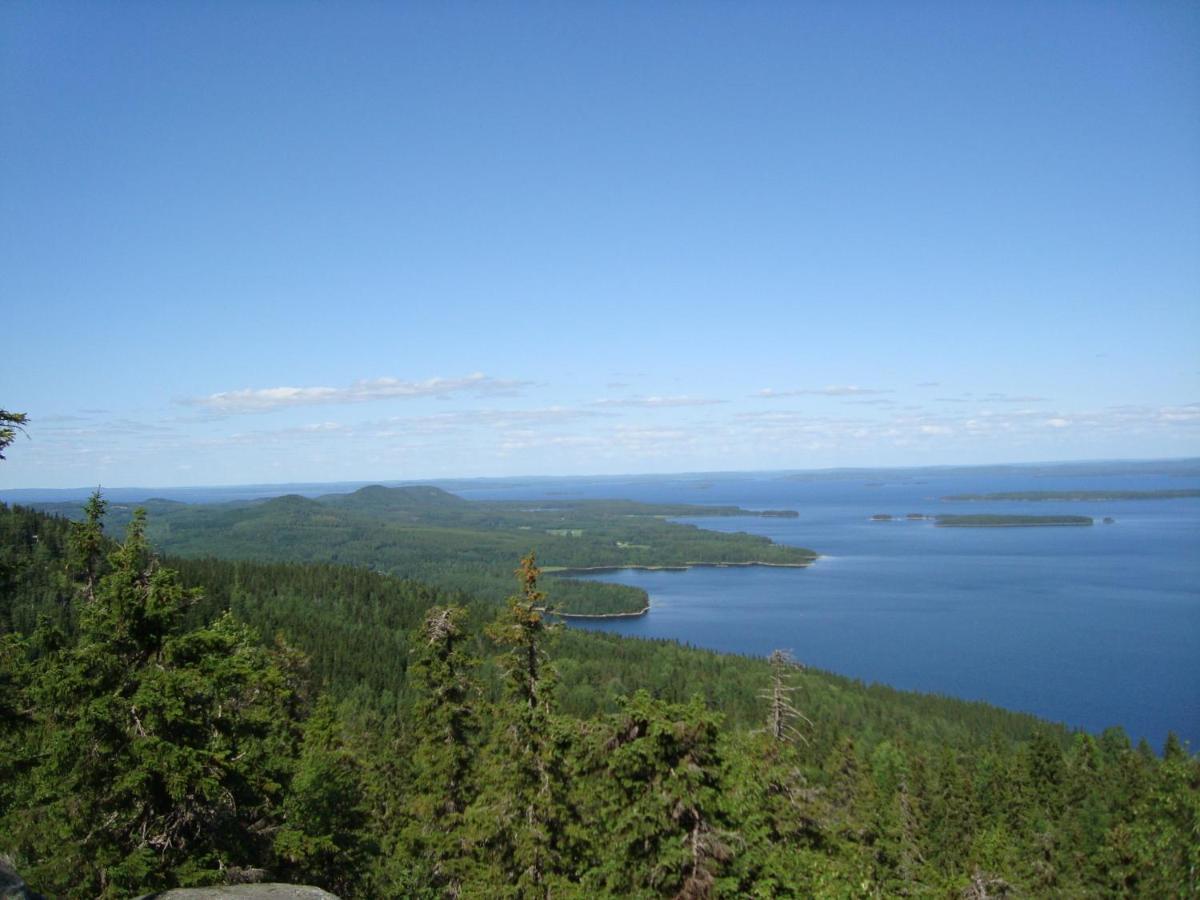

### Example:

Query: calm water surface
xmin=460 ymin=471 xmax=1200 ymax=749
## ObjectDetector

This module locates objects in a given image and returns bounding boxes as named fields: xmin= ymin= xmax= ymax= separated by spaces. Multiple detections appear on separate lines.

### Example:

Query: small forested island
xmin=869 ymin=513 xmax=894 ymax=521
xmin=29 ymin=485 xmax=814 ymax=616
xmin=942 ymin=489 xmax=1200 ymax=501
xmin=936 ymin=514 xmax=1094 ymax=527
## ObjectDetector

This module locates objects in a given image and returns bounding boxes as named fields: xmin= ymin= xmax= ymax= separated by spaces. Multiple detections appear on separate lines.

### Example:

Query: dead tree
xmin=760 ymin=649 xmax=813 ymax=744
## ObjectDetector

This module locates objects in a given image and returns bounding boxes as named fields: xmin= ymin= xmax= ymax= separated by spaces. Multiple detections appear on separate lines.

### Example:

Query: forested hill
xmin=29 ymin=485 xmax=816 ymax=615
xmin=2 ymin=500 xmax=1196 ymax=897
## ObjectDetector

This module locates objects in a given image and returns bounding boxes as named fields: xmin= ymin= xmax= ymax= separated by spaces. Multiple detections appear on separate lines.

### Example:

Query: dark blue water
xmin=456 ymin=469 xmax=1200 ymax=750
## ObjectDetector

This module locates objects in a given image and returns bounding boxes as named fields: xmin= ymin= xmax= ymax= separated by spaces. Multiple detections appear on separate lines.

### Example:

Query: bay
xmin=458 ymin=466 xmax=1200 ymax=750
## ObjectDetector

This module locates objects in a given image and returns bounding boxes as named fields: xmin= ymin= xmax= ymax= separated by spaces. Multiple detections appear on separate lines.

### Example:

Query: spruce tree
xmin=275 ymin=694 xmax=373 ymax=895
xmin=3 ymin=507 xmax=305 ymax=896
xmin=399 ymin=604 xmax=480 ymax=895
xmin=586 ymin=691 xmax=734 ymax=898
xmin=0 ymin=409 xmax=27 ymax=460
xmin=471 ymin=553 xmax=574 ymax=898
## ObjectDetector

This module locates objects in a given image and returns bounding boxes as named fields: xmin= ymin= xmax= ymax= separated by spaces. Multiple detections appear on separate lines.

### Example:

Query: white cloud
xmin=982 ymin=393 xmax=1050 ymax=403
xmin=755 ymin=385 xmax=892 ymax=399
xmin=590 ymin=395 xmax=724 ymax=408
xmin=184 ymin=373 xmax=528 ymax=413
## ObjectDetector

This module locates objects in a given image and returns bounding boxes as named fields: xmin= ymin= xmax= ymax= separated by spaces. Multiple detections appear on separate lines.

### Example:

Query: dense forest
xmin=29 ymin=486 xmax=816 ymax=616
xmin=933 ymin=515 xmax=1094 ymax=528
xmin=1 ymin=499 xmax=1196 ymax=898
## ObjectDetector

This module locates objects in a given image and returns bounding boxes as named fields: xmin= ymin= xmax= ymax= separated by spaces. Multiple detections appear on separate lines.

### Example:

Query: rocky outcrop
xmin=3 ymin=857 xmax=336 ymax=900
xmin=138 ymin=887 xmax=339 ymax=899
xmin=0 ymin=859 xmax=44 ymax=900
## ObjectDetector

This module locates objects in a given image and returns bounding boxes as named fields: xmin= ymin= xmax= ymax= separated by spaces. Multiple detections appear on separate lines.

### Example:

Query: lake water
xmin=456 ymin=468 xmax=1200 ymax=750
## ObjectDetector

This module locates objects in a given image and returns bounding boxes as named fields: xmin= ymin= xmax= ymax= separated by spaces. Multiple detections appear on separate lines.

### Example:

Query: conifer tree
xmin=472 ymin=553 xmax=574 ymax=897
xmin=275 ymin=694 xmax=373 ymax=895
xmin=587 ymin=691 xmax=734 ymax=898
xmin=0 ymin=409 xmax=27 ymax=460
xmin=760 ymin=649 xmax=811 ymax=745
xmin=400 ymin=604 xmax=480 ymax=895
xmin=3 ymin=507 xmax=305 ymax=896
xmin=69 ymin=490 xmax=108 ymax=601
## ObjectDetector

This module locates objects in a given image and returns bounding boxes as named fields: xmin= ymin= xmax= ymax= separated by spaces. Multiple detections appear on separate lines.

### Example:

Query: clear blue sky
xmin=2 ymin=2 xmax=1197 ymax=488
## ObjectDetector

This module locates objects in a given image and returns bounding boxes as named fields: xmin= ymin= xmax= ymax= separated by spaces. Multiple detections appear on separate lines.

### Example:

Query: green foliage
xmin=1 ymin=502 xmax=306 ymax=896
xmin=470 ymin=554 xmax=576 ymax=897
xmin=1 ymin=501 xmax=1198 ymax=898
xmin=581 ymin=690 xmax=734 ymax=897
xmin=32 ymin=484 xmax=816 ymax=614
xmin=0 ymin=409 xmax=28 ymax=460
xmin=396 ymin=604 xmax=481 ymax=896
xmin=274 ymin=695 xmax=374 ymax=896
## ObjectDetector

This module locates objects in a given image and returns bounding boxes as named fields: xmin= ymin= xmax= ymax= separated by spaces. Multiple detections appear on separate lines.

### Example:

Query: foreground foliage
xmin=1 ymin=501 xmax=1197 ymax=897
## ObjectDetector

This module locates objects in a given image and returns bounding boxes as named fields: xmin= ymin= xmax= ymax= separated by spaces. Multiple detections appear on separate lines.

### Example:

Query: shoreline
xmin=554 ymin=605 xmax=651 ymax=620
xmin=547 ymin=558 xmax=817 ymax=618
xmin=544 ymin=558 xmax=816 ymax=577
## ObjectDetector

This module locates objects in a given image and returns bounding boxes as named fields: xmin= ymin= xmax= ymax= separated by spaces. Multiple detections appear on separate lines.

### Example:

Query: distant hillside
xmin=29 ymin=485 xmax=815 ymax=615
xmin=943 ymin=489 xmax=1200 ymax=502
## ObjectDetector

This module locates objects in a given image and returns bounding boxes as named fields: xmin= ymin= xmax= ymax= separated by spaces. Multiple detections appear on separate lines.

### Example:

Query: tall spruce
xmin=474 ymin=553 xmax=573 ymax=897
xmin=2 ymin=505 xmax=305 ymax=897
xmin=400 ymin=603 xmax=480 ymax=895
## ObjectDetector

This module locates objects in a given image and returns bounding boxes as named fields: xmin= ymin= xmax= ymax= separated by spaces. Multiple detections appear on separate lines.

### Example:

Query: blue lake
xmin=457 ymin=469 xmax=1200 ymax=750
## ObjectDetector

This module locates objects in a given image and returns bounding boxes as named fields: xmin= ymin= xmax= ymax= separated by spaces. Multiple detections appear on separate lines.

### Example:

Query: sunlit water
xmin=458 ymin=471 xmax=1200 ymax=749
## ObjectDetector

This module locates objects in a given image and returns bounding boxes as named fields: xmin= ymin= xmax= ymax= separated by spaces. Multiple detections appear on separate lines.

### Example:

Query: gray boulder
xmin=138 ymin=888 xmax=338 ymax=900
xmin=0 ymin=858 xmax=44 ymax=900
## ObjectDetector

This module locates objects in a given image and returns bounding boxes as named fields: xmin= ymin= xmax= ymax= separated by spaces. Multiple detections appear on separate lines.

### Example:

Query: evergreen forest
xmin=28 ymin=486 xmax=816 ymax=617
xmin=1 ymin=495 xmax=1197 ymax=898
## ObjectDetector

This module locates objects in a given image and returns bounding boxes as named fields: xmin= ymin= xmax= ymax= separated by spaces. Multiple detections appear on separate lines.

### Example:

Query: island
xmin=935 ymin=514 xmax=1094 ymax=527
xmin=870 ymin=514 xmax=894 ymax=521
xmin=941 ymin=489 xmax=1200 ymax=501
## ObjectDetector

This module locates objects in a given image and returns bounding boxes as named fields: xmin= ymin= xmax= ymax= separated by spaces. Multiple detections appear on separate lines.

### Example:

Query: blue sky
xmin=2 ymin=2 xmax=1197 ymax=488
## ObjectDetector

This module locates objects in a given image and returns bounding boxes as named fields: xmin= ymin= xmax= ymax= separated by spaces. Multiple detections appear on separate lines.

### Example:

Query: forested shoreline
xmin=26 ymin=486 xmax=816 ymax=616
xmin=1 ymin=499 xmax=1196 ymax=897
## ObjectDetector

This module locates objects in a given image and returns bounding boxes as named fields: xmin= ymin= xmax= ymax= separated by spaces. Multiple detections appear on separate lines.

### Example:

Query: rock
xmin=0 ymin=858 xmax=45 ymax=900
xmin=137 ymin=887 xmax=339 ymax=900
